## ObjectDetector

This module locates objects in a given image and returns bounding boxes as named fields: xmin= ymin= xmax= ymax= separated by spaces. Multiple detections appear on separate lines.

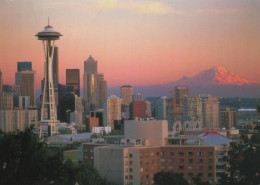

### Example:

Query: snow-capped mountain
xmin=172 ymin=65 xmax=260 ymax=86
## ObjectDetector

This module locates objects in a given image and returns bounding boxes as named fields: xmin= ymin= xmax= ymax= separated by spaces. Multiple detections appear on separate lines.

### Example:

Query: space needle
xmin=35 ymin=20 xmax=62 ymax=137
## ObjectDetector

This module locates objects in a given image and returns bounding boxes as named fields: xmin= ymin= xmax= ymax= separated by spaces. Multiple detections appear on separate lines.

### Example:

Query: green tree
xmin=218 ymin=142 xmax=260 ymax=185
xmin=153 ymin=171 xmax=188 ymax=185
xmin=192 ymin=175 xmax=210 ymax=185
xmin=0 ymin=127 xmax=113 ymax=185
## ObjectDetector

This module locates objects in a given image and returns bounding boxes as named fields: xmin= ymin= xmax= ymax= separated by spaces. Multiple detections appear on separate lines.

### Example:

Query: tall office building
xmin=0 ymin=69 xmax=3 ymax=91
xmin=15 ymin=62 xmax=35 ymax=106
xmin=66 ymin=69 xmax=80 ymax=96
xmin=222 ymin=108 xmax=236 ymax=129
xmin=203 ymin=95 xmax=219 ymax=128
xmin=157 ymin=96 xmax=168 ymax=120
xmin=184 ymin=96 xmax=203 ymax=122
xmin=0 ymin=91 xmax=13 ymax=110
xmin=172 ymin=86 xmax=189 ymax=121
xmin=120 ymin=85 xmax=133 ymax=106
xmin=146 ymin=101 xmax=152 ymax=118
xmin=83 ymin=55 xmax=98 ymax=110
xmin=130 ymin=101 xmax=147 ymax=119
xmin=97 ymin=73 xmax=107 ymax=108
xmin=104 ymin=94 xmax=121 ymax=129
xmin=132 ymin=93 xmax=145 ymax=102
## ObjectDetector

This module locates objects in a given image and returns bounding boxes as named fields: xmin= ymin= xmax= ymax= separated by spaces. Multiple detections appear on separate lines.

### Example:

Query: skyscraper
xmin=0 ymin=69 xmax=2 ymax=91
xmin=0 ymin=91 xmax=13 ymax=110
xmin=35 ymin=22 xmax=62 ymax=137
xmin=104 ymin=94 xmax=121 ymax=129
xmin=120 ymin=85 xmax=133 ymax=106
xmin=97 ymin=73 xmax=107 ymax=108
xmin=222 ymin=108 xmax=236 ymax=129
xmin=83 ymin=55 xmax=98 ymax=110
xmin=172 ymin=86 xmax=189 ymax=121
xmin=203 ymin=95 xmax=219 ymax=128
xmin=184 ymin=96 xmax=203 ymax=122
xmin=66 ymin=69 xmax=80 ymax=96
xmin=15 ymin=61 xmax=35 ymax=106
xmin=132 ymin=93 xmax=145 ymax=102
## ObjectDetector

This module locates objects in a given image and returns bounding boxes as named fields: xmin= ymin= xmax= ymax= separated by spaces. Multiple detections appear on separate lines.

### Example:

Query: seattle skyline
xmin=1 ymin=0 xmax=260 ymax=89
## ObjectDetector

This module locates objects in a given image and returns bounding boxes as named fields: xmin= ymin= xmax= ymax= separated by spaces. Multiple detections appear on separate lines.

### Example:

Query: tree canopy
xmin=0 ymin=127 xmax=114 ymax=185
xmin=218 ymin=141 xmax=260 ymax=185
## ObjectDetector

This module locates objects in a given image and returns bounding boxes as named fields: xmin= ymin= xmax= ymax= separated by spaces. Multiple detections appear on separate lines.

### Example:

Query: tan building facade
xmin=203 ymin=96 xmax=219 ymax=128
xmin=104 ymin=95 xmax=121 ymax=129
xmin=120 ymin=85 xmax=133 ymax=106
xmin=0 ymin=91 xmax=13 ymax=110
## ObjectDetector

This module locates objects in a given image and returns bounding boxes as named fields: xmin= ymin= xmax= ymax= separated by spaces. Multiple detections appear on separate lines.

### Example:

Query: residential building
xmin=221 ymin=108 xmax=236 ymax=129
xmin=172 ymin=86 xmax=189 ymax=122
xmin=0 ymin=108 xmax=38 ymax=132
xmin=203 ymin=96 xmax=219 ymax=128
xmin=184 ymin=96 xmax=203 ymax=122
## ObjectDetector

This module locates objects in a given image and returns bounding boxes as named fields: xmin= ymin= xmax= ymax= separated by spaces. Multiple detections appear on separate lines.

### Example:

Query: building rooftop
xmin=48 ymin=133 xmax=91 ymax=142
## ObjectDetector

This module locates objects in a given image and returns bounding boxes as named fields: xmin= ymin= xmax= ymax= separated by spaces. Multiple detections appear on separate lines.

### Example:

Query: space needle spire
xmin=35 ymin=19 xmax=62 ymax=137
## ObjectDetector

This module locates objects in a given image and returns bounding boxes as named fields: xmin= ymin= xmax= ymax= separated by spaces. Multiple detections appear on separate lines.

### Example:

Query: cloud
xmin=50 ymin=0 xmax=183 ymax=15
xmin=196 ymin=8 xmax=244 ymax=14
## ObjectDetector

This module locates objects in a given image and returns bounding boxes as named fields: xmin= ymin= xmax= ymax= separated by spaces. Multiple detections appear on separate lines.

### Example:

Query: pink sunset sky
xmin=0 ymin=0 xmax=260 ymax=89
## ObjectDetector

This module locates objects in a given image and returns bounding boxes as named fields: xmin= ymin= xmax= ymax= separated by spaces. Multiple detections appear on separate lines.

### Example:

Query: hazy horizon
xmin=1 ymin=0 xmax=260 ymax=89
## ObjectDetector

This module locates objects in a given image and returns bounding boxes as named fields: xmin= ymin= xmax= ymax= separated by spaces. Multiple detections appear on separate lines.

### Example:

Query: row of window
xmin=140 ymin=165 xmax=213 ymax=172
xmin=140 ymin=151 xmax=213 ymax=158
xmin=140 ymin=158 xmax=213 ymax=165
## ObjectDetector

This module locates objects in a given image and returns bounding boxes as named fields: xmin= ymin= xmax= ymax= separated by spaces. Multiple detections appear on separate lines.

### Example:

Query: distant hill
xmin=108 ymin=66 xmax=260 ymax=97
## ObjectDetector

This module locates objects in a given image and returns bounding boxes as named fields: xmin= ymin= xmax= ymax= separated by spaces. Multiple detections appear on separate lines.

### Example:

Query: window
xmin=140 ymin=154 xmax=144 ymax=158
xmin=156 ymin=152 xmax=160 ymax=156
xmin=187 ymin=166 xmax=193 ymax=170
xmin=208 ymin=152 xmax=213 ymax=157
xmin=208 ymin=166 xmax=213 ymax=170
xmin=129 ymin=168 xmax=133 ymax=172
xmin=125 ymin=168 xmax=129 ymax=172
xmin=208 ymin=159 xmax=213 ymax=164
xmin=84 ymin=149 xmax=88 ymax=152
xmin=125 ymin=154 xmax=128 ymax=158
xmin=169 ymin=152 xmax=174 ymax=156
xmin=161 ymin=166 xmax=165 ymax=170
xmin=161 ymin=159 xmax=166 ymax=163
xmin=198 ymin=173 xmax=203 ymax=177
xmin=146 ymin=174 xmax=149 ymax=179
xmin=130 ymin=175 xmax=133 ymax=179
xmin=129 ymin=161 xmax=133 ymax=165
xmin=198 ymin=152 xmax=203 ymax=156
xmin=146 ymin=160 xmax=149 ymax=165
xmin=179 ymin=166 xmax=184 ymax=170
xmin=168 ymin=159 xmax=174 ymax=163
xmin=168 ymin=166 xmax=174 ymax=170
xmin=179 ymin=152 xmax=184 ymax=156
xmin=145 ymin=153 xmax=149 ymax=157
xmin=140 ymin=161 xmax=143 ymax=165
xmin=90 ymin=149 xmax=93 ymax=153
xmin=188 ymin=159 xmax=193 ymax=163
xmin=161 ymin=152 xmax=165 ymax=156
xmin=188 ymin=173 xmax=193 ymax=177
xmin=179 ymin=159 xmax=184 ymax=163
xmin=125 ymin=176 xmax=128 ymax=180
xmin=151 ymin=152 xmax=154 ymax=156
xmin=129 ymin=154 xmax=133 ymax=158
xmin=198 ymin=159 xmax=203 ymax=163
xmin=146 ymin=168 xmax=149 ymax=172
xmin=208 ymin=173 xmax=213 ymax=178
xmin=198 ymin=166 xmax=203 ymax=170
xmin=188 ymin=152 xmax=193 ymax=156
xmin=140 ymin=168 xmax=143 ymax=172
xmin=125 ymin=161 xmax=129 ymax=165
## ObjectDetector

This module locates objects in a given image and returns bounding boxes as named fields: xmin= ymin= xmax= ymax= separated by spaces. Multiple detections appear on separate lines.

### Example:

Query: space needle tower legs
xmin=35 ymin=21 xmax=62 ymax=137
